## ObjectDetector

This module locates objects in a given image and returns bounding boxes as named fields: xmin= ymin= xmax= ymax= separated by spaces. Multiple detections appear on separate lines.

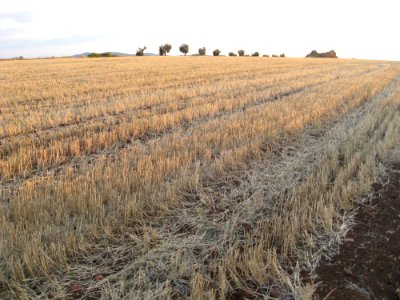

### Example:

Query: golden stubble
xmin=0 ymin=56 xmax=399 ymax=299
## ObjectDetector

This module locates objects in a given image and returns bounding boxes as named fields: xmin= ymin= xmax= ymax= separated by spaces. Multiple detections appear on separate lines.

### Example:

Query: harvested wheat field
xmin=0 ymin=56 xmax=399 ymax=299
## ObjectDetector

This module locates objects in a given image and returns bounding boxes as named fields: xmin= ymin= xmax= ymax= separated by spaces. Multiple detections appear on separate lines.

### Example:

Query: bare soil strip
xmin=314 ymin=161 xmax=400 ymax=300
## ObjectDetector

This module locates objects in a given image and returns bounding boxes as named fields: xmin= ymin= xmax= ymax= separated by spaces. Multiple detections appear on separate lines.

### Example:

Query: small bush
xmin=306 ymin=50 xmax=337 ymax=58
xmin=88 ymin=52 xmax=115 ymax=58
xmin=229 ymin=52 xmax=237 ymax=57
xmin=213 ymin=49 xmax=221 ymax=56
xmin=251 ymin=52 xmax=259 ymax=57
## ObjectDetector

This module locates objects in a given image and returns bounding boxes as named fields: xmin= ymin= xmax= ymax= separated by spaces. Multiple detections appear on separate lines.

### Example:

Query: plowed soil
xmin=314 ymin=163 xmax=400 ymax=299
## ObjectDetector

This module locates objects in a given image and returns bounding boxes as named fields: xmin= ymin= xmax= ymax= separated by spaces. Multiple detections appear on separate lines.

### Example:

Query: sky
xmin=1 ymin=0 xmax=399 ymax=60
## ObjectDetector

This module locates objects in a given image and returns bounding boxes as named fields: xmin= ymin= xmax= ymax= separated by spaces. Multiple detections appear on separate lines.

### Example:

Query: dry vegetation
xmin=0 ymin=56 xmax=399 ymax=299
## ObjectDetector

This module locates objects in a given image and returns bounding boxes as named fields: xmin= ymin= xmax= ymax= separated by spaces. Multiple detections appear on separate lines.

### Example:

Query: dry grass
xmin=0 ymin=57 xmax=399 ymax=299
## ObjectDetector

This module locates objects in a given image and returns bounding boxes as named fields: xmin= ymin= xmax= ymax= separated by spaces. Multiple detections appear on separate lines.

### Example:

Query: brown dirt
xmin=314 ymin=163 xmax=400 ymax=300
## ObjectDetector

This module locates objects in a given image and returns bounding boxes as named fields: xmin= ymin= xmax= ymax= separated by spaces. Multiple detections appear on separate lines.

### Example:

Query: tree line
xmin=85 ymin=45 xmax=286 ymax=58
xmin=139 ymin=44 xmax=285 ymax=57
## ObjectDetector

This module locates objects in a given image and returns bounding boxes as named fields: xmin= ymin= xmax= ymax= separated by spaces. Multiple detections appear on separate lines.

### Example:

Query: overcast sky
xmin=1 ymin=0 xmax=399 ymax=60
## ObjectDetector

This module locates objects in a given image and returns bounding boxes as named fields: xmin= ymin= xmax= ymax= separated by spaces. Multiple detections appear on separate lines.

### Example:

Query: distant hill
xmin=72 ymin=52 xmax=158 ymax=58
xmin=71 ymin=52 xmax=91 ymax=57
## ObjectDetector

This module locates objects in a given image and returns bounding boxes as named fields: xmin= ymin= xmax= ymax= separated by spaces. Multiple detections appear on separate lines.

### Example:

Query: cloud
xmin=0 ymin=27 xmax=24 ymax=38
xmin=0 ymin=11 xmax=32 ymax=23
xmin=0 ymin=11 xmax=33 ymax=41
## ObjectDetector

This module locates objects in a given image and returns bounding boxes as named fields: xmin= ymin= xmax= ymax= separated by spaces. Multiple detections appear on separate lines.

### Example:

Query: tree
xmin=229 ymin=52 xmax=237 ymax=57
xmin=159 ymin=45 xmax=166 ymax=56
xmin=198 ymin=47 xmax=206 ymax=56
xmin=251 ymin=52 xmax=259 ymax=57
xmin=159 ymin=44 xmax=172 ymax=56
xmin=238 ymin=49 xmax=245 ymax=56
xmin=213 ymin=49 xmax=221 ymax=56
xmin=280 ymin=53 xmax=285 ymax=57
xmin=163 ymin=44 xmax=172 ymax=54
xmin=136 ymin=46 xmax=147 ymax=56
xmin=179 ymin=43 xmax=189 ymax=56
